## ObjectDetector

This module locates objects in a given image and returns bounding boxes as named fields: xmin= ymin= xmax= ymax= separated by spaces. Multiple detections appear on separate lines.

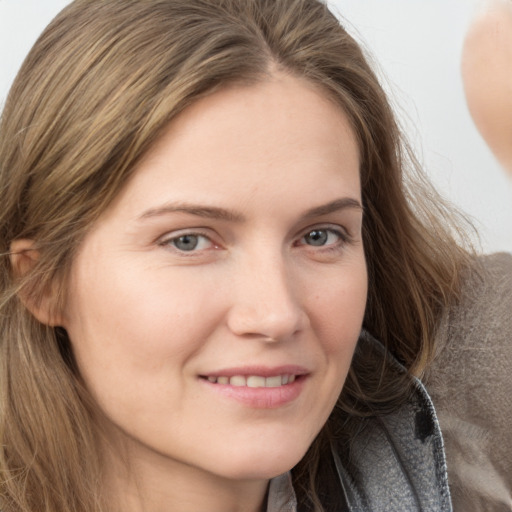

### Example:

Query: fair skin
xmin=462 ymin=0 xmax=512 ymax=174
xmin=14 ymin=73 xmax=367 ymax=512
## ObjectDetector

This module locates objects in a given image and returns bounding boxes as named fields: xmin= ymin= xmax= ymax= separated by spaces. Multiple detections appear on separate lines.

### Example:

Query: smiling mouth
xmin=201 ymin=374 xmax=298 ymax=388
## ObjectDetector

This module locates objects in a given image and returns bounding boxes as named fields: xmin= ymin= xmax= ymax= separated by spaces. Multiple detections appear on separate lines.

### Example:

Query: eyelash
xmin=295 ymin=226 xmax=352 ymax=252
xmin=157 ymin=226 xmax=353 ymax=255
xmin=158 ymin=230 xmax=216 ymax=254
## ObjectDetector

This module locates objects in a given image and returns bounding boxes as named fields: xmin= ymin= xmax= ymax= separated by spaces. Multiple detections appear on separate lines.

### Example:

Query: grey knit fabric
xmin=424 ymin=253 xmax=512 ymax=511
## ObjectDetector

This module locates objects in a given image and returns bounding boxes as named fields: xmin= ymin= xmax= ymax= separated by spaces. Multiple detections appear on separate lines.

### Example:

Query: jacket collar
xmin=266 ymin=472 xmax=297 ymax=512
xmin=331 ymin=332 xmax=453 ymax=511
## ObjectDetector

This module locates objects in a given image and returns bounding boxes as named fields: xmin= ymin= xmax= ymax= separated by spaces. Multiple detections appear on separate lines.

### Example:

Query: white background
xmin=1 ymin=0 xmax=511 ymax=252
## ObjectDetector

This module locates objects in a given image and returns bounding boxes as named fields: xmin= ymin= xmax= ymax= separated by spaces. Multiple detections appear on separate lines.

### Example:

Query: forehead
xmin=104 ymin=73 xmax=361 ymax=221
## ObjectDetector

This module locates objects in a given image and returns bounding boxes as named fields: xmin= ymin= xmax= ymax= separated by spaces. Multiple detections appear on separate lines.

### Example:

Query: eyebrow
xmin=302 ymin=197 xmax=363 ymax=218
xmin=138 ymin=203 xmax=246 ymax=222
xmin=137 ymin=197 xmax=363 ymax=223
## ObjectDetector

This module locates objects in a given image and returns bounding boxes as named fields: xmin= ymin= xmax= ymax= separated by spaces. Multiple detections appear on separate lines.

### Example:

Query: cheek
xmin=301 ymin=263 xmax=367 ymax=440
xmin=66 ymin=259 xmax=220 ymax=357
xmin=310 ymin=260 xmax=368 ymax=355
xmin=63 ymin=262 xmax=225 ymax=417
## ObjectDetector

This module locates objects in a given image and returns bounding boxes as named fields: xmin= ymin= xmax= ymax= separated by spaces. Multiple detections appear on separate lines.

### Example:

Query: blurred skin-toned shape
xmin=462 ymin=0 xmax=512 ymax=175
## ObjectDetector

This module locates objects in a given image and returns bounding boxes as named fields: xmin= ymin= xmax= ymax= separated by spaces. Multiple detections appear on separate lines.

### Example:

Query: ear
xmin=10 ymin=239 xmax=63 ymax=326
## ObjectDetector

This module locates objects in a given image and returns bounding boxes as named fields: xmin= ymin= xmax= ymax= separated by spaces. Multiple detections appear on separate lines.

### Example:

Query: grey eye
xmin=173 ymin=235 xmax=200 ymax=251
xmin=161 ymin=232 xmax=214 ymax=253
xmin=304 ymin=230 xmax=328 ymax=246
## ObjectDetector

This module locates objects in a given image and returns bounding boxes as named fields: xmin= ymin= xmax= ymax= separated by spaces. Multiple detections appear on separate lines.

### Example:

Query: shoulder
xmin=424 ymin=253 xmax=512 ymax=510
xmin=431 ymin=252 xmax=512 ymax=358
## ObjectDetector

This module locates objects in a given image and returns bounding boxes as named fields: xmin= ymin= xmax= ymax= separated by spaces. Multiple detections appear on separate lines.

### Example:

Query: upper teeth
xmin=206 ymin=374 xmax=296 ymax=387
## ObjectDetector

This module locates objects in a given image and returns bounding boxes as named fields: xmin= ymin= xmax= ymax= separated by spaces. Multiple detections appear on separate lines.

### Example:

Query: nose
xmin=226 ymin=252 xmax=309 ymax=342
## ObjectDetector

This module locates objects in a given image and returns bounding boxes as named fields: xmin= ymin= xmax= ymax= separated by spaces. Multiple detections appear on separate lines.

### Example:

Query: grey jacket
xmin=331 ymin=368 xmax=451 ymax=511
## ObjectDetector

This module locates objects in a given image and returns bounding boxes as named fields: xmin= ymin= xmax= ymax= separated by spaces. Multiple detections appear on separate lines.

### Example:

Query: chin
xmin=210 ymin=437 xmax=312 ymax=481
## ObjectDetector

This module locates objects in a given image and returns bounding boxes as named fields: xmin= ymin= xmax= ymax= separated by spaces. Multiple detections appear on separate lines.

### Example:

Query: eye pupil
xmin=174 ymin=235 xmax=199 ymax=251
xmin=305 ymin=230 xmax=328 ymax=246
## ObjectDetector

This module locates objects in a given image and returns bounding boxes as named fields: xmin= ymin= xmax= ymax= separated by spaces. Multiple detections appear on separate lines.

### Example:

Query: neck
xmin=102 ymin=435 xmax=270 ymax=512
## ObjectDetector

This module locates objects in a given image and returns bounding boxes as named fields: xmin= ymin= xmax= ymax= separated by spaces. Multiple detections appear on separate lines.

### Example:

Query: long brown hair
xmin=0 ymin=0 xmax=473 ymax=510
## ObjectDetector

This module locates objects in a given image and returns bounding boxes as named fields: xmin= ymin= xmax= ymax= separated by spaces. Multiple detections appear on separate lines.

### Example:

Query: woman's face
xmin=62 ymin=74 xmax=367 ymax=484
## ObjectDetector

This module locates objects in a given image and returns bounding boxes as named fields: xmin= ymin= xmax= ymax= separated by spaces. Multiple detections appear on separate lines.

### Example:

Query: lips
xmin=199 ymin=366 xmax=308 ymax=408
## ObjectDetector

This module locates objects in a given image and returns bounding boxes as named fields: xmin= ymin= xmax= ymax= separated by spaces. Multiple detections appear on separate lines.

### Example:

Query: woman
xmin=0 ymin=1 xmax=510 ymax=511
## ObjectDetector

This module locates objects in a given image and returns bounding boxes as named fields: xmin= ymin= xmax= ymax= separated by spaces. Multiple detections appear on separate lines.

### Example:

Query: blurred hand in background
xmin=462 ymin=0 xmax=512 ymax=176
